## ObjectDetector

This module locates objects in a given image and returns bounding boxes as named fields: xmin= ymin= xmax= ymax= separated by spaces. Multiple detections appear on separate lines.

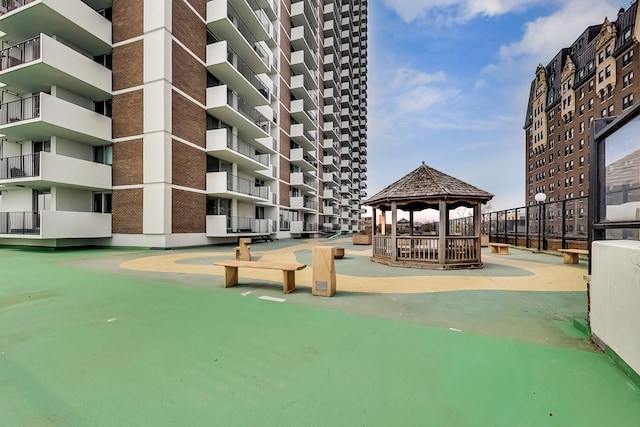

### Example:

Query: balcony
xmin=291 ymin=196 xmax=318 ymax=212
xmin=0 ymin=0 xmax=111 ymax=56
xmin=0 ymin=151 xmax=111 ymax=190
xmin=0 ymin=93 xmax=111 ymax=145
xmin=289 ymin=172 xmax=317 ymax=192
xmin=323 ymin=188 xmax=339 ymax=201
xmin=290 ymin=123 xmax=316 ymax=151
xmin=206 ymin=41 xmax=269 ymax=106
xmin=323 ymin=172 xmax=340 ymax=187
xmin=206 ymin=215 xmax=273 ymax=237
xmin=255 ymin=0 xmax=277 ymax=21
xmin=290 ymin=220 xmax=318 ymax=234
xmin=207 ymin=0 xmax=271 ymax=72
xmin=291 ymin=50 xmax=317 ymax=88
xmin=291 ymin=0 xmax=318 ymax=32
xmin=290 ymin=147 xmax=317 ymax=172
xmin=206 ymin=171 xmax=272 ymax=204
xmin=322 ymin=155 xmax=340 ymax=171
xmin=291 ymin=25 xmax=317 ymax=58
xmin=290 ymin=74 xmax=318 ymax=110
xmin=290 ymin=98 xmax=317 ymax=130
xmin=322 ymin=138 xmax=339 ymax=156
xmin=323 ymin=205 xmax=339 ymax=216
xmin=0 ymin=210 xmax=111 ymax=239
xmin=0 ymin=34 xmax=111 ymax=100
xmin=206 ymin=86 xmax=270 ymax=139
xmin=206 ymin=128 xmax=270 ymax=172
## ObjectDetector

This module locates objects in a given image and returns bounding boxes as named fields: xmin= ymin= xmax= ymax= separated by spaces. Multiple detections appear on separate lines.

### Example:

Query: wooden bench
xmin=235 ymin=238 xmax=252 ymax=261
xmin=557 ymin=249 xmax=589 ymax=264
xmin=214 ymin=260 xmax=307 ymax=294
xmin=489 ymin=242 xmax=511 ymax=255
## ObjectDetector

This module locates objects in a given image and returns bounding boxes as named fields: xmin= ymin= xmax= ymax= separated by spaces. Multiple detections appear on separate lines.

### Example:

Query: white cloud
xmin=382 ymin=0 xmax=551 ymax=24
xmin=497 ymin=0 xmax=620 ymax=66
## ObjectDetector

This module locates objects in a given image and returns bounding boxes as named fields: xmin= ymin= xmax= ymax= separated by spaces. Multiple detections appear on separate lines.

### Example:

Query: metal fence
xmin=470 ymin=196 xmax=589 ymax=250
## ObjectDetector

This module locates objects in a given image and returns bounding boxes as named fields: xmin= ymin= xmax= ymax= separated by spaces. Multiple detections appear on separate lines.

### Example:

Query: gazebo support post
xmin=391 ymin=201 xmax=398 ymax=262
xmin=409 ymin=211 xmax=414 ymax=235
xmin=474 ymin=203 xmax=481 ymax=264
xmin=372 ymin=207 xmax=377 ymax=238
xmin=438 ymin=200 xmax=447 ymax=266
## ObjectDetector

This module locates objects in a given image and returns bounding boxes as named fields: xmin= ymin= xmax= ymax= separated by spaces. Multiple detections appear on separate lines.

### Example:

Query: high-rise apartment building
xmin=0 ymin=0 xmax=367 ymax=247
xmin=524 ymin=3 xmax=640 ymax=205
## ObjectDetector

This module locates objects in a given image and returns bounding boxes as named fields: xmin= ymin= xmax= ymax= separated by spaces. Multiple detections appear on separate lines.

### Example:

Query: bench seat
xmin=489 ymin=243 xmax=510 ymax=255
xmin=214 ymin=260 xmax=307 ymax=294
xmin=557 ymin=249 xmax=589 ymax=264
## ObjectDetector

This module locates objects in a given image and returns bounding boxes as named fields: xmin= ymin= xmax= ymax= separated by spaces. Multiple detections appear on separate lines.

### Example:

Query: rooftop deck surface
xmin=1 ymin=238 xmax=639 ymax=426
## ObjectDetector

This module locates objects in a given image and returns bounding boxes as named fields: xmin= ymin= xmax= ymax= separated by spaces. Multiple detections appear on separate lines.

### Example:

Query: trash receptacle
xmin=312 ymin=246 xmax=336 ymax=297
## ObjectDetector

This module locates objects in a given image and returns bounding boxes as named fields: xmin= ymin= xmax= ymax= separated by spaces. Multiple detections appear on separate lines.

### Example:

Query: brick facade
xmin=113 ymin=139 xmax=143 ymax=186
xmin=112 ymin=0 xmax=143 ymax=44
xmin=172 ymin=189 xmax=206 ymax=233
xmin=172 ymin=0 xmax=206 ymax=61
xmin=112 ymin=188 xmax=143 ymax=234
xmin=172 ymin=90 xmax=206 ymax=147
xmin=113 ymin=41 xmax=143 ymax=91
xmin=112 ymin=90 xmax=143 ymax=138
xmin=172 ymin=140 xmax=206 ymax=190
xmin=172 ymin=41 xmax=206 ymax=104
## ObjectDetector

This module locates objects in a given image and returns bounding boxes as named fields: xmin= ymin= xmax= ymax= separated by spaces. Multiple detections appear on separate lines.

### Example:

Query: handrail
xmin=0 ymin=36 xmax=40 ymax=71
xmin=0 ymin=152 xmax=40 ymax=179
xmin=0 ymin=0 xmax=36 ymax=15
xmin=0 ymin=94 xmax=41 ymax=125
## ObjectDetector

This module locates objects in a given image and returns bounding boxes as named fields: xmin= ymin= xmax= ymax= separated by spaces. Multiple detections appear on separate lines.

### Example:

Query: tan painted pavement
xmin=120 ymin=239 xmax=587 ymax=294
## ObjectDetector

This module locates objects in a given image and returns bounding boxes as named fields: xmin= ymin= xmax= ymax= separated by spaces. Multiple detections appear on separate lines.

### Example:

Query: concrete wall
xmin=591 ymin=240 xmax=640 ymax=376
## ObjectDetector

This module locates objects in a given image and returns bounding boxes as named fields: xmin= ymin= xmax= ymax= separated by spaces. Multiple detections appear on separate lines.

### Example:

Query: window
xmin=94 ymin=146 xmax=113 ymax=165
xmin=579 ymin=156 xmax=585 ymax=167
xmin=579 ymin=104 xmax=585 ymax=115
xmin=579 ymin=139 xmax=585 ymax=150
xmin=601 ymin=108 xmax=607 ymax=117
xmin=579 ymin=122 xmax=584 ymax=133
xmin=589 ymin=79 xmax=594 ymax=91
xmin=588 ymin=98 xmax=594 ymax=110
xmin=623 ymin=49 xmax=634 ymax=67
xmin=93 ymin=193 xmax=112 ymax=213
xmin=33 ymin=140 xmax=51 ymax=153
xmin=623 ymin=93 xmax=634 ymax=110
xmin=579 ymin=173 xmax=584 ymax=184
xmin=598 ymin=70 xmax=605 ymax=83
xmin=623 ymin=71 xmax=634 ymax=88
xmin=605 ymin=65 xmax=611 ymax=78
xmin=609 ymin=104 xmax=615 ymax=115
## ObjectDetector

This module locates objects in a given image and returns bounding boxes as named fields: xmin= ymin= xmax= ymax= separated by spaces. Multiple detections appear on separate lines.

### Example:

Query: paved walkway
xmin=0 ymin=239 xmax=638 ymax=426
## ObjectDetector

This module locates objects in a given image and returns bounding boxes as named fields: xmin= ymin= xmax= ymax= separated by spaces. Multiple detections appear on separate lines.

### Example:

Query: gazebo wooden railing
xmin=373 ymin=235 xmax=479 ymax=264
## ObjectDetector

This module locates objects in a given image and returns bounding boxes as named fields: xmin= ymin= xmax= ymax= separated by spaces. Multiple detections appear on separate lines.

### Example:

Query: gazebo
xmin=364 ymin=163 xmax=494 ymax=269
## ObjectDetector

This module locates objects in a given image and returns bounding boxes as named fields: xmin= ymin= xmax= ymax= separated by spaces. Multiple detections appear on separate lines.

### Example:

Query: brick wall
xmin=172 ymin=189 xmax=206 ymax=233
xmin=113 ymin=139 xmax=143 ymax=186
xmin=184 ymin=0 xmax=206 ymax=19
xmin=112 ymin=90 xmax=143 ymax=138
xmin=280 ymin=181 xmax=290 ymax=207
xmin=112 ymin=188 xmax=143 ymax=234
xmin=172 ymin=90 xmax=206 ymax=147
xmin=172 ymin=140 xmax=206 ymax=190
xmin=172 ymin=0 xmax=206 ymax=61
xmin=173 ymin=41 xmax=206 ymax=104
xmin=113 ymin=41 xmax=143 ymax=91
xmin=113 ymin=0 xmax=143 ymax=43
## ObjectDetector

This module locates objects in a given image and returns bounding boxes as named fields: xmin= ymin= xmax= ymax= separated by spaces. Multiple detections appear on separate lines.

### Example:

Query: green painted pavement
xmin=0 ymin=247 xmax=639 ymax=426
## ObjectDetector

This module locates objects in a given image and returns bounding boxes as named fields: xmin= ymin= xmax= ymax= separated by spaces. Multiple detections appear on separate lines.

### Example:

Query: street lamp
xmin=534 ymin=192 xmax=547 ymax=251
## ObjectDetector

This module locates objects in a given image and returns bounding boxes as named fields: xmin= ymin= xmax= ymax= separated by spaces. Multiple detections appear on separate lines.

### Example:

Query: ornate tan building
xmin=524 ymin=3 xmax=640 ymax=205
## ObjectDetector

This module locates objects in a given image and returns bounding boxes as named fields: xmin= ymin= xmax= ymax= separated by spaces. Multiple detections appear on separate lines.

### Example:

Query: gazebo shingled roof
xmin=364 ymin=162 xmax=494 ymax=206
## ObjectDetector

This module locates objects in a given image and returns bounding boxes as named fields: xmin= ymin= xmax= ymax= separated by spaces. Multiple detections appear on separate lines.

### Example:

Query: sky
xmin=366 ymin=0 xmax=624 ymax=211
